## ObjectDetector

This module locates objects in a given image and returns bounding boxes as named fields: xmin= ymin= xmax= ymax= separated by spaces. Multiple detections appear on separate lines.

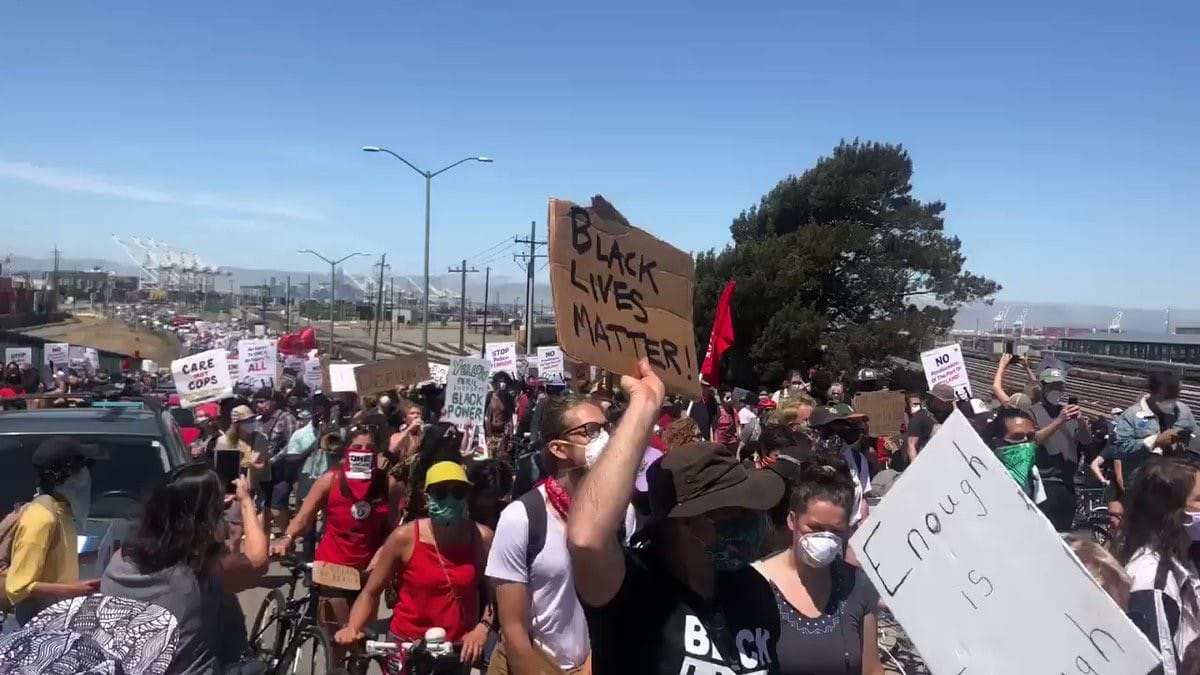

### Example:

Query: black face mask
xmin=837 ymin=427 xmax=863 ymax=444
xmin=930 ymin=405 xmax=952 ymax=423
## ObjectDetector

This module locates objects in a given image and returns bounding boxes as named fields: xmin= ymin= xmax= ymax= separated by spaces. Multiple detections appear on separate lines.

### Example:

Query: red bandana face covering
xmin=539 ymin=476 xmax=572 ymax=520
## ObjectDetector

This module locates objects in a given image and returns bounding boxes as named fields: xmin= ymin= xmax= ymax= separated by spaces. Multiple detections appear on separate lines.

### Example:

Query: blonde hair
xmin=767 ymin=394 xmax=817 ymax=427
xmin=1065 ymin=535 xmax=1131 ymax=610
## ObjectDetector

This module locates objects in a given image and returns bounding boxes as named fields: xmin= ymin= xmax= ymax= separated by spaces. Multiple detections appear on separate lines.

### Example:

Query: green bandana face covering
xmin=995 ymin=441 xmax=1037 ymax=495
xmin=426 ymin=494 xmax=468 ymax=526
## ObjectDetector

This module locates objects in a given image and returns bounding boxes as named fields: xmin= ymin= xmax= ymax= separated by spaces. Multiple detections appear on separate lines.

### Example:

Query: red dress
xmin=314 ymin=469 xmax=390 ymax=570
xmin=389 ymin=519 xmax=480 ymax=642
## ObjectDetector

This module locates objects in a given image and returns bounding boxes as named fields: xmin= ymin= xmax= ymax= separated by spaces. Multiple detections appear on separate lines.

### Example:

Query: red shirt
xmin=389 ymin=519 xmax=480 ymax=642
xmin=315 ymin=469 xmax=390 ymax=570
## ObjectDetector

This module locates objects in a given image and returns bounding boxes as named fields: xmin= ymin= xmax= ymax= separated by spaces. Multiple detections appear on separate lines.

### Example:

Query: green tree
xmin=694 ymin=140 xmax=999 ymax=386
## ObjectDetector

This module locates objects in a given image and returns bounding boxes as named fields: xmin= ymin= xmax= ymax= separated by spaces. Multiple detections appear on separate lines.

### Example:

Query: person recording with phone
xmin=1103 ymin=371 xmax=1198 ymax=492
xmin=1029 ymin=368 xmax=1091 ymax=532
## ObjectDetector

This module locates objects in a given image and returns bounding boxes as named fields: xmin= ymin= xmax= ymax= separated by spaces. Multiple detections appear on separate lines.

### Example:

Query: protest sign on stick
xmin=302 ymin=356 xmax=323 ymax=391
xmin=237 ymin=339 xmax=278 ymax=389
xmin=537 ymin=345 xmax=564 ymax=382
xmin=848 ymin=411 xmax=1159 ymax=675
xmin=353 ymin=355 xmax=430 ymax=396
xmin=171 ymin=349 xmax=233 ymax=408
xmin=920 ymin=342 xmax=972 ymax=401
xmin=428 ymin=362 xmax=449 ymax=386
xmin=443 ymin=357 xmax=490 ymax=429
xmin=43 ymin=343 xmax=69 ymax=368
xmin=485 ymin=342 xmax=517 ymax=378
xmin=548 ymin=195 xmax=699 ymax=397
xmin=851 ymin=390 xmax=907 ymax=437
xmin=4 ymin=348 xmax=32 ymax=367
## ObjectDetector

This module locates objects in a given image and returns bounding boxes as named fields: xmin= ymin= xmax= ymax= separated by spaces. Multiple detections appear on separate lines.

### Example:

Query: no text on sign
xmin=548 ymin=195 xmax=699 ymax=397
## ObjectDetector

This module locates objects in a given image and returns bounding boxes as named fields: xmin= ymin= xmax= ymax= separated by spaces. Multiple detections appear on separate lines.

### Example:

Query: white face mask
xmin=910 ymin=404 xmax=921 ymax=414
xmin=583 ymin=428 xmax=611 ymax=469
xmin=795 ymin=531 xmax=842 ymax=568
xmin=58 ymin=466 xmax=91 ymax=531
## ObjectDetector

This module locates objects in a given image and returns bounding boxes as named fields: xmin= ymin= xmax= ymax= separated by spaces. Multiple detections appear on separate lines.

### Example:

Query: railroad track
xmin=962 ymin=352 xmax=1200 ymax=419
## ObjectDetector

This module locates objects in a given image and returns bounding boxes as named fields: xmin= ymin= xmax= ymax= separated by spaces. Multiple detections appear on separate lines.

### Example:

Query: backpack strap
xmin=518 ymin=488 xmax=548 ymax=574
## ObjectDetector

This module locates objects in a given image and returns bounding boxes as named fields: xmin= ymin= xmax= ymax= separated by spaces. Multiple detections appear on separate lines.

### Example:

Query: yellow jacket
xmin=5 ymin=496 xmax=79 ymax=604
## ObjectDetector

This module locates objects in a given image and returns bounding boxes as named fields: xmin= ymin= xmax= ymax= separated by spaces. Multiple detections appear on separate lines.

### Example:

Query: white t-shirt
xmin=485 ymin=486 xmax=590 ymax=670
xmin=737 ymin=406 xmax=757 ymax=426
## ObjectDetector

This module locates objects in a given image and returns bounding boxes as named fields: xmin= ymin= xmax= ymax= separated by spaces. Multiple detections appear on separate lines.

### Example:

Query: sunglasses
xmin=427 ymin=484 xmax=469 ymax=501
xmin=1003 ymin=433 xmax=1035 ymax=444
xmin=346 ymin=443 xmax=377 ymax=453
xmin=559 ymin=421 xmax=609 ymax=442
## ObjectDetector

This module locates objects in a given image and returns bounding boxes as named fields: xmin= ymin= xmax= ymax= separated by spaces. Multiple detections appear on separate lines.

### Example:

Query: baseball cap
xmin=230 ymin=405 xmax=255 ymax=423
xmin=1007 ymin=392 xmax=1034 ymax=413
xmin=647 ymin=441 xmax=784 ymax=519
xmin=1040 ymin=368 xmax=1067 ymax=384
xmin=32 ymin=437 xmax=96 ymax=469
xmin=929 ymin=383 xmax=957 ymax=403
xmin=808 ymin=403 xmax=867 ymax=428
xmin=425 ymin=461 xmax=472 ymax=487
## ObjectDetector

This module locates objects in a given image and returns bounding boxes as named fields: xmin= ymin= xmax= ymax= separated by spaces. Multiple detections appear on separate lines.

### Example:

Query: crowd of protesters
xmin=4 ymin=342 xmax=1200 ymax=674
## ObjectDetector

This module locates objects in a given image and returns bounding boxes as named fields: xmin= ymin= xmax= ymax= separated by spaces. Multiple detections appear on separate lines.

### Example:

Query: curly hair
xmin=662 ymin=417 xmax=701 ymax=451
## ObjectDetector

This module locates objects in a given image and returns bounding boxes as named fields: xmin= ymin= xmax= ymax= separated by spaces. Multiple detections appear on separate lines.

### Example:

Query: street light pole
xmin=298 ymin=249 xmax=367 ymax=358
xmin=362 ymin=146 xmax=492 ymax=356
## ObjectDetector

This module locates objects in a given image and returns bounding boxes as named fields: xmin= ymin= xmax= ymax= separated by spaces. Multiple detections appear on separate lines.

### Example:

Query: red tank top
xmin=314 ymin=469 xmax=390 ymax=570
xmin=389 ymin=519 xmax=480 ymax=642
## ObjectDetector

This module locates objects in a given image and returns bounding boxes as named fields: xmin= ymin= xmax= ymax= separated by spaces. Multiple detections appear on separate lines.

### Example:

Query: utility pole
xmin=51 ymin=246 xmax=60 ymax=313
xmin=285 ymin=275 xmax=292 ymax=332
xmin=298 ymin=249 xmax=367 ymax=357
xmin=372 ymin=254 xmax=388 ymax=360
xmin=389 ymin=277 xmax=395 ymax=343
xmin=448 ymin=259 xmax=479 ymax=354
xmin=481 ymin=266 xmax=491 ymax=353
xmin=514 ymin=220 xmax=547 ymax=355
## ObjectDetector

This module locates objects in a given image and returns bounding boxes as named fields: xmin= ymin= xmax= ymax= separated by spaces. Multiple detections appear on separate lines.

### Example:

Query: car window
xmin=0 ymin=435 xmax=170 ymax=519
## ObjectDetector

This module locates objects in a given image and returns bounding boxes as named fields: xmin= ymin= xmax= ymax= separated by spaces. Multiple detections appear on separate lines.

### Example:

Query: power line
xmin=465 ymin=236 xmax=514 ymax=264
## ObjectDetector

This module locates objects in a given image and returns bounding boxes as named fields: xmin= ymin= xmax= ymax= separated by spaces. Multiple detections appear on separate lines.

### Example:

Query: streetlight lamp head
xmin=362 ymin=146 xmax=382 ymax=152
xmin=476 ymin=157 xmax=494 ymax=163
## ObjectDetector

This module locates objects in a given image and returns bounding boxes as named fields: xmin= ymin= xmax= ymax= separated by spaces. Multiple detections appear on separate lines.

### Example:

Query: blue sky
xmin=1 ymin=2 xmax=1196 ymax=307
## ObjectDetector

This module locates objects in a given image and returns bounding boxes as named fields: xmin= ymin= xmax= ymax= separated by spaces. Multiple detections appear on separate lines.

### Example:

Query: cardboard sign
xmin=170 ymin=349 xmax=234 ymax=408
xmin=312 ymin=561 xmax=362 ymax=591
xmin=353 ymin=355 xmax=430 ymax=396
xmin=537 ymin=345 xmax=564 ymax=382
xmin=548 ymin=195 xmax=699 ymax=397
xmin=428 ymin=362 xmax=449 ymax=386
xmin=44 ymin=343 xmax=69 ymax=367
xmin=328 ymin=364 xmax=361 ymax=393
xmin=851 ymin=390 xmax=907 ymax=437
xmin=486 ymin=342 xmax=517 ymax=377
xmin=920 ymin=343 xmax=972 ymax=401
xmin=849 ymin=411 xmax=1159 ymax=675
xmin=4 ymin=347 xmax=32 ymax=367
xmin=237 ymin=339 xmax=277 ymax=389
xmin=443 ymin=357 xmax=490 ymax=429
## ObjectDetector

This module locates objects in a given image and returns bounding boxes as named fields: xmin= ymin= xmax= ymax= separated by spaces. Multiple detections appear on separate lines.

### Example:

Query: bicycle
xmin=338 ymin=627 xmax=462 ymax=675
xmin=248 ymin=556 xmax=336 ymax=675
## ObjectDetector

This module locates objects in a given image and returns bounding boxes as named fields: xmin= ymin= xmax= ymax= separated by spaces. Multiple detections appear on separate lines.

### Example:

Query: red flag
xmin=700 ymin=280 xmax=736 ymax=387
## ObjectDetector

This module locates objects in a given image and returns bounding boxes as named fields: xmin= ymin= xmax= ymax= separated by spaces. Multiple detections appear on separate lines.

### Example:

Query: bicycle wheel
xmin=280 ymin=625 xmax=336 ymax=675
xmin=249 ymin=589 xmax=290 ymax=669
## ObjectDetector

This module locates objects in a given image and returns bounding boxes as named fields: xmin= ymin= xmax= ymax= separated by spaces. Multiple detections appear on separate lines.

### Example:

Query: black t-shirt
xmin=906 ymin=410 xmax=938 ymax=455
xmin=770 ymin=561 xmax=879 ymax=675
xmin=586 ymin=549 xmax=781 ymax=674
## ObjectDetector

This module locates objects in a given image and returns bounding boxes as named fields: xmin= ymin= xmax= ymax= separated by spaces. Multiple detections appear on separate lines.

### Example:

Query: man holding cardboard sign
xmin=548 ymin=195 xmax=700 ymax=398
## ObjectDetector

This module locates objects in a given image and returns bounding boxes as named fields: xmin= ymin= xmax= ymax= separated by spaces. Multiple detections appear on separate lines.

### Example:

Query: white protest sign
xmin=428 ymin=362 xmax=449 ymax=386
xmin=443 ymin=357 xmax=490 ymax=428
xmin=237 ymin=339 xmax=277 ymax=389
xmin=283 ymin=355 xmax=305 ymax=374
xmin=485 ymin=342 xmax=517 ymax=377
xmin=141 ymin=359 xmax=159 ymax=374
xmin=4 ymin=348 xmax=32 ymax=367
xmin=84 ymin=347 xmax=99 ymax=374
xmin=328 ymin=364 xmax=361 ymax=393
xmin=302 ymin=357 xmax=323 ymax=390
xmin=68 ymin=345 xmax=87 ymax=370
xmin=44 ymin=343 xmax=69 ymax=367
xmin=227 ymin=352 xmax=240 ymax=383
xmin=254 ymin=324 xmax=266 ymax=337
xmin=537 ymin=345 xmax=564 ymax=381
xmin=849 ymin=411 xmax=1159 ymax=675
xmin=920 ymin=342 xmax=972 ymax=401
xmin=170 ymin=349 xmax=233 ymax=408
